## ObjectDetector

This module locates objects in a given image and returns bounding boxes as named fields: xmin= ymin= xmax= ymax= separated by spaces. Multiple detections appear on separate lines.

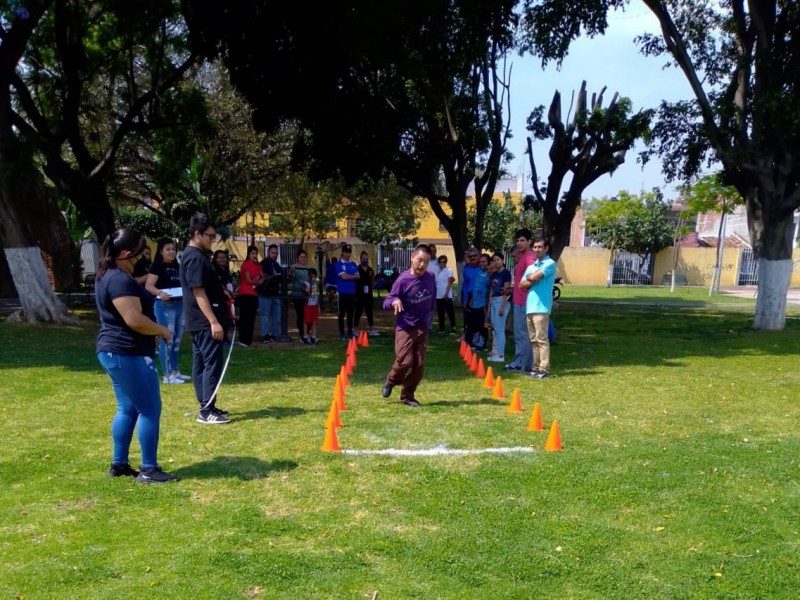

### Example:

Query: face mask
xmin=361 ymin=259 xmax=369 ymax=265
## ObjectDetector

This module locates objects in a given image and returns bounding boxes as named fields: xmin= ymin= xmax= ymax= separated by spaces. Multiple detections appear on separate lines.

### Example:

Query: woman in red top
xmin=236 ymin=245 xmax=261 ymax=347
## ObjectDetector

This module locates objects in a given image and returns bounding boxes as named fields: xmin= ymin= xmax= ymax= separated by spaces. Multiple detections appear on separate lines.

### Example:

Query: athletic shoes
xmin=237 ymin=342 xmax=252 ymax=348
xmin=136 ymin=466 xmax=179 ymax=484
xmin=381 ymin=381 xmax=394 ymax=398
xmin=300 ymin=336 xmax=312 ymax=345
xmin=488 ymin=355 xmax=505 ymax=363
xmin=368 ymin=330 xmax=380 ymax=336
xmin=262 ymin=335 xmax=273 ymax=344
xmin=212 ymin=406 xmax=230 ymax=416
xmin=503 ymin=364 xmax=522 ymax=372
xmin=174 ymin=372 xmax=191 ymax=381
xmin=400 ymin=399 xmax=421 ymax=407
xmin=310 ymin=336 xmax=319 ymax=345
xmin=108 ymin=463 xmax=139 ymax=478
xmin=339 ymin=334 xmax=347 ymax=341
xmin=197 ymin=411 xmax=231 ymax=424
xmin=162 ymin=374 xmax=184 ymax=384
xmin=529 ymin=370 xmax=549 ymax=379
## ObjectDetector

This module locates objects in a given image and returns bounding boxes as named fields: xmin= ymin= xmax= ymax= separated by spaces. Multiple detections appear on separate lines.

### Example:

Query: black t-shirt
xmin=148 ymin=260 xmax=181 ymax=291
xmin=180 ymin=245 xmax=230 ymax=333
xmin=357 ymin=264 xmax=375 ymax=295
xmin=258 ymin=257 xmax=282 ymax=296
xmin=96 ymin=268 xmax=156 ymax=357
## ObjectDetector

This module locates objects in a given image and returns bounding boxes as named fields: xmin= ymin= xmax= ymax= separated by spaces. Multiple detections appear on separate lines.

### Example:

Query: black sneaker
xmin=197 ymin=411 xmax=231 ymax=424
xmin=136 ymin=466 xmax=179 ymax=484
xmin=300 ymin=336 xmax=311 ymax=345
xmin=212 ymin=407 xmax=230 ymax=416
xmin=262 ymin=336 xmax=273 ymax=344
xmin=532 ymin=371 xmax=549 ymax=379
xmin=503 ymin=364 xmax=522 ymax=372
xmin=108 ymin=463 xmax=139 ymax=478
xmin=381 ymin=381 xmax=394 ymax=398
xmin=401 ymin=399 xmax=421 ymax=407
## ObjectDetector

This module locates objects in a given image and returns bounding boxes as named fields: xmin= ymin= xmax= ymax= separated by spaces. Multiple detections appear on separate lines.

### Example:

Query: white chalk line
xmin=341 ymin=445 xmax=535 ymax=456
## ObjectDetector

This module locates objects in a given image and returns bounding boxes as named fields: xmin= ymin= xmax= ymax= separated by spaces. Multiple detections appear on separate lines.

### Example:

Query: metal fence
xmin=377 ymin=245 xmax=414 ymax=275
xmin=737 ymin=249 xmax=758 ymax=285
xmin=612 ymin=251 xmax=653 ymax=285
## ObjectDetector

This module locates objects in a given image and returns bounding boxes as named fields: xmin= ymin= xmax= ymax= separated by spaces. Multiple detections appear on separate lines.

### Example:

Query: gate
xmin=737 ymin=249 xmax=758 ymax=285
xmin=377 ymin=245 xmax=413 ymax=276
xmin=612 ymin=251 xmax=653 ymax=285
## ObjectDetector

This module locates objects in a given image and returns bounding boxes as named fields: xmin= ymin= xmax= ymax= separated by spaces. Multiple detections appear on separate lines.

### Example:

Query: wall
xmin=558 ymin=247 xmax=611 ymax=285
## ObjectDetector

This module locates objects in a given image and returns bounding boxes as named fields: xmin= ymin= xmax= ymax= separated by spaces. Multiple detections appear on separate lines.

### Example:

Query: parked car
xmin=612 ymin=266 xmax=652 ymax=285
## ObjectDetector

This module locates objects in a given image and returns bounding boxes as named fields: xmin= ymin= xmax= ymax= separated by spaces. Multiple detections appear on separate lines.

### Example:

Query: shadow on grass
xmin=233 ymin=406 xmax=308 ymax=422
xmin=426 ymin=397 xmax=503 ymax=408
xmin=174 ymin=456 xmax=298 ymax=480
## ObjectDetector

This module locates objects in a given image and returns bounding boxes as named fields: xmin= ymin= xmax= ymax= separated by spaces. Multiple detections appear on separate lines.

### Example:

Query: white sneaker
xmin=368 ymin=330 xmax=380 ymax=337
xmin=488 ymin=355 xmax=505 ymax=363
xmin=174 ymin=372 xmax=191 ymax=382
xmin=162 ymin=374 xmax=184 ymax=384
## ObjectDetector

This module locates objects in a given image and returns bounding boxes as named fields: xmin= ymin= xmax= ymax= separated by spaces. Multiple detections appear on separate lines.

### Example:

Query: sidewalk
xmin=720 ymin=286 xmax=800 ymax=305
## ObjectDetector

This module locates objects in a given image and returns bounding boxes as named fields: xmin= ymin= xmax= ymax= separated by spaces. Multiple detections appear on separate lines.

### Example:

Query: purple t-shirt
xmin=383 ymin=270 xmax=436 ymax=330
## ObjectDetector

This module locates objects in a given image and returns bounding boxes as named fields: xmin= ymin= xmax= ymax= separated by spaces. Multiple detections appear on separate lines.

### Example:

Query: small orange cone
xmin=348 ymin=347 xmax=357 ymax=367
xmin=459 ymin=340 xmax=466 ymax=358
xmin=361 ymin=331 xmax=369 ymax=347
xmin=468 ymin=353 xmax=478 ymax=372
xmin=507 ymin=388 xmax=522 ymax=413
xmin=337 ymin=376 xmax=347 ymax=411
xmin=475 ymin=358 xmax=486 ymax=378
xmin=527 ymin=402 xmax=543 ymax=431
xmin=344 ymin=356 xmax=354 ymax=377
xmin=349 ymin=338 xmax=358 ymax=353
xmin=326 ymin=397 xmax=342 ymax=429
xmin=544 ymin=419 xmax=563 ymax=451
xmin=483 ymin=366 xmax=495 ymax=389
xmin=321 ymin=420 xmax=341 ymax=452
xmin=463 ymin=347 xmax=471 ymax=365
xmin=491 ymin=376 xmax=505 ymax=400
xmin=357 ymin=331 xmax=366 ymax=346
xmin=340 ymin=365 xmax=350 ymax=388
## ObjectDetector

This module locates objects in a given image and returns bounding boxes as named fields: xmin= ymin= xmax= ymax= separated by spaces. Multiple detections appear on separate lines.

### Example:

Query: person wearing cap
xmin=335 ymin=244 xmax=359 ymax=339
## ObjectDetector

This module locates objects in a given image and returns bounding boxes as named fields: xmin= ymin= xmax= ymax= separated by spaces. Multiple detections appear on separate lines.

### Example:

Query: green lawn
xmin=2 ymin=295 xmax=800 ymax=599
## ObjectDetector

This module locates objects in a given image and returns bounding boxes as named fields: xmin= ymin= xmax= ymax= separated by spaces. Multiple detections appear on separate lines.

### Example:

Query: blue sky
xmin=506 ymin=3 xmax=697 ymax=201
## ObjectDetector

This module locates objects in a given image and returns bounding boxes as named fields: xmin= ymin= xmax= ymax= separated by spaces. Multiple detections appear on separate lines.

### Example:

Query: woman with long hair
xmin=145 ymin=238 xmax=188 ymax=384
xmin=96 ymin=228 xmax=178 ymax=483
xmin=236 ymin=245 xmax=260 ymax=347
xmin=289 ymin=249 xmax=312 ymax=343
xmin=487 ymin=252 xmax=512 ymax=362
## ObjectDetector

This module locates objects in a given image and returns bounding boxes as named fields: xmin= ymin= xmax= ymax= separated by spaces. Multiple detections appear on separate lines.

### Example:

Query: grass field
xmin=2 ymin=288 xmax=800 ymax=599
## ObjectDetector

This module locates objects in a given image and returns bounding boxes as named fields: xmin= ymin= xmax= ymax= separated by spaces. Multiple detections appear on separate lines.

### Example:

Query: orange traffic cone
xmin=468 ymin=353 xmax=478 ymax=372
xmin=357 ymin=331 xmax=366 ymax=346
xmin=544 ymin=419 xmax=563 ymax=451
xmin=475 ymin=358 xmax=486 ymax=378
xmin=507 ymin=388 xmax=522 ymax=413
xmin=321 ymin=420 xmax=341 ymax=452
xmin=349 ymin=338 xmax=358 ymax=353
xmin=463 ymin=347 xmax=471 ymax=365
xmin=459 ymin=340 xmax=467 ymax=358
xmin=527 ymin=402 xmax=543 ymax=431
xmin=348 ymin=347 xmax=357 ymax=367
xmin=361 ymin=331 xmax=370 ymax=347
xmin=326 ymin=397 xmax=342 ymax=429
xmin=336 ymin=375 xmax=347 ymax=411
xmin=491 ymin=376 xmax=505 ymax=400
xmin=340 ymin=365 xmax=350 ymax=388
xmin=344 ymin=355 xmax=354 ymax=377
xmin=483 ymin=366 xmax=495 ymax=389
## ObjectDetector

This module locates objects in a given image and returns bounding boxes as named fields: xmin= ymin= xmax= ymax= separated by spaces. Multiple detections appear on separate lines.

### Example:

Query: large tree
xmin=524 ymin=0 xmax=800 ymax=329
xmin=524 ymin=82 xmax=651 ymax=261
xmin=182 ymin=0 xmax=519 ymax=270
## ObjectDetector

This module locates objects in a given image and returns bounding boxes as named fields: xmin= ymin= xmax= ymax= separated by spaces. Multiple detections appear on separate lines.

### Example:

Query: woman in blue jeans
xmin=487 ymin=252 xmax=512 ymax=362
xmin=145 ymin=238 xmax=189 ymax=384
xmin=96 ymin=228 xmax=178 ymax=483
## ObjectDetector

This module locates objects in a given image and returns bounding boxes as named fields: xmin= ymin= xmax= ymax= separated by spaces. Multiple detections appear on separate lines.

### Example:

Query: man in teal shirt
xmin=518 ymin=237 xmax=557 ymax=379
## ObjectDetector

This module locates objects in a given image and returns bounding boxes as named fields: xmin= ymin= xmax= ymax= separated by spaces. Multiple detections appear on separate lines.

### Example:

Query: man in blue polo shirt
xmin=335 ymin=244 xmax=359 ymax=339
xmin=459 ymin=247 xmax=481 ymax=343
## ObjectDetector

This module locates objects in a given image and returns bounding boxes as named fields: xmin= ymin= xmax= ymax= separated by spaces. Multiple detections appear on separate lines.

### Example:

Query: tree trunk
xmin=0 ymin=147 xmax=77 ymax=324
xmin=745 ymin=186 xmax=795 ymax=331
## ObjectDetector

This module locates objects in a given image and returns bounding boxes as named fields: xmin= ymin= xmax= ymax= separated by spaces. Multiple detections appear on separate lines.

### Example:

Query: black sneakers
xmin=381 ymin=381 xmax=394 ymax=398
xmin=136 ymin=466 xmax=179 ymax=484
xmin=197 ymin=410 xmax=231 ymax=424
xmin=108 ymin=463 xmax=139 ymax=478
xmin=400 ymin=399 xmax=421 ymax=407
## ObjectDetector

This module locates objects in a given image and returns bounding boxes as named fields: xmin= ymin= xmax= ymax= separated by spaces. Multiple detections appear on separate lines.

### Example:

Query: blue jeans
xmin=258 ymin=296 xmax=281 ymax=337
xmin=490 ymin=296 xmax=509 ymax=356
xmin=509 ymin=303 xmax=533 ymax=371
xmin=97 ymin=352 xmax=162 ymax=469
xmin=191 ymin=329 xmax=224 ymax=411
xmin=154 ymin=299 xmax=184 ymax=374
